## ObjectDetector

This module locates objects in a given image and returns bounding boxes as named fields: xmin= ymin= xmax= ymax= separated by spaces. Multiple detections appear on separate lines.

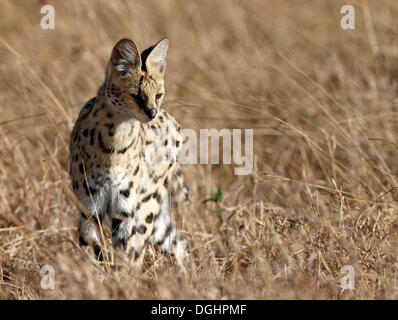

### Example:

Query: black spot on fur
xmin=119 ymin=210 xmax=130 ymax=218
xmin=142 ymin=194 xmax=151 ymax=203
xmin=120 ymin=188 xmax=129 ymax=197
xmin=98 ymin=131 xmax=115 ymax=153
xmin=137 ymin=225 xmax=147 ymax=235
xmin=93 ymin=103 xmax=104 ymax=117
xmin=152 ymin=191 xmax=161 ymax=204
xmin=117 ymin=138 xmax=135 ymax=154
xmin=163 ymin=177 xmax=169 ymax=188
xmin=145 ymin=213 xmax=154 ymax=223
xmin=79 ymin=236 xmax=88 ymax=246
xmin=93 ymin=245 xmax=103 ymax=261
xmin=80 ymin=97 xmax=96 ymax=121
xmin=133 ymin=165 xmax=139 ymax=176
xmin=156 ymin=223 xmax=173 ymax=246
xmin=133 ymin=249 xmax=141 ymax=261
xmin=111 ymin=218 xmax=122 ymax=235
xmin=84 ymin=98 xmax=96 ymax=110
xmin=83 ymin=128 xmax=88 ymax=137
xmin=79 ymin=163 xmax=84 ymax=174
xmin=90 ymin=128 xmax=95 ymax=145
xmin=106 ymin=112 xmax=113 ymax=118
xmin=120 ymin=181 xmax=133 ymax=197
xmin=82 ymin=182 xmax=89 ymax=195
xmin=83 ymin=182 xmax=97 ymax=196
xmin=72 ymin=180 xmax=79 ymax=190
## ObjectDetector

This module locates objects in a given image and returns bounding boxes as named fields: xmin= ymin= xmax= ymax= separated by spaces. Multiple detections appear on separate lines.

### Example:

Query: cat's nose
xmin=148 ymin=108 xmax=157 ymax=120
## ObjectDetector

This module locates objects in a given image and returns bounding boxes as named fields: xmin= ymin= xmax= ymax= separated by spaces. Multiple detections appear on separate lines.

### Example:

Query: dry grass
xmin=0 ymin=0 xmax=397 ymax=299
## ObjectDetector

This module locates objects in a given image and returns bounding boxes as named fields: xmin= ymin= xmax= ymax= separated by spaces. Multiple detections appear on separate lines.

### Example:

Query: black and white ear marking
xmin=110 ymin=38 xmax=141 ymax=78
xmin=143 ymin=38 xmax=169 ymax=78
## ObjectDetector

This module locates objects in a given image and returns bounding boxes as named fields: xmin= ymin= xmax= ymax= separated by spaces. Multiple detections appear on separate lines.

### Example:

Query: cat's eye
xmin=155 ymin=93 xmax=163 ymax=100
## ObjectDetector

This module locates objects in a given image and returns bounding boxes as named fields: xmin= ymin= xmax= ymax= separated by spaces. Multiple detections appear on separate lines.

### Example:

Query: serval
xmin=69 ymin=38 xmax=191 ymax=271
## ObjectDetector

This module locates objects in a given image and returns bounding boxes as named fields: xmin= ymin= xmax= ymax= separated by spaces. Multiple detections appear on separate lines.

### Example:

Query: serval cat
xmin=69 ymin=38 xmax=191 ymax=271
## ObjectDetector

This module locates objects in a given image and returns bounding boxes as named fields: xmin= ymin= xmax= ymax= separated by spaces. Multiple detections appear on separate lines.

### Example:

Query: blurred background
xmin=0 ymin=0 xmax=397 ymax=299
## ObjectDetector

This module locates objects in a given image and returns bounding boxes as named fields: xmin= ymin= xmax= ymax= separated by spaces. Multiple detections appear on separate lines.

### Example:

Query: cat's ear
xmin=142 ymin=38 xmax=169 ymax=78
xmin=110 ymin=38 xmax=141 ymax=79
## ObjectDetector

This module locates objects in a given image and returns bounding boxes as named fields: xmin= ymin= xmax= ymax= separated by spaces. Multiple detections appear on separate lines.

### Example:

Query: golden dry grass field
xmin=0 ymin=0 xmax=397 ymax=299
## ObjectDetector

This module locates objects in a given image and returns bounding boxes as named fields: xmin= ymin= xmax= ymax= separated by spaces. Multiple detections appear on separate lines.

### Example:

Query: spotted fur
xmin=69 ymin=38 xmax=191 ymax=270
